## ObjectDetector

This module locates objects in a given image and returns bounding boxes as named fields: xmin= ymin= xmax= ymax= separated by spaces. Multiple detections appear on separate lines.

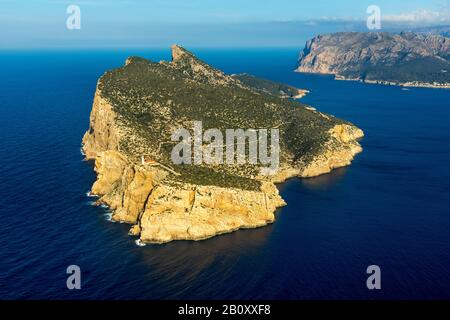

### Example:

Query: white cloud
xmin=383 ymin=9 xmax=450 ymax=24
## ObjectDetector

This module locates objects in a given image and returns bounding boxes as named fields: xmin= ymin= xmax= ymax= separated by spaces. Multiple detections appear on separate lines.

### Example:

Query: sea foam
xmin=135 ymin=239 xmax=147 ymax=247
xmin=86 ymin=191 xmax=98 ymax=197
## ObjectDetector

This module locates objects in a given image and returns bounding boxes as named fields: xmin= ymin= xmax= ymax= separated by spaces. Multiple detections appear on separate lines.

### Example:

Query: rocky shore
xmin=334 ymin=75 xmax=450 ymax=89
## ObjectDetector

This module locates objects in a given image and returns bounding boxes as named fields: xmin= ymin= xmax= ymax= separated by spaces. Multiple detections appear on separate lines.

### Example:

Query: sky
xmin=1 ymin=0 xmax=449 ymax=48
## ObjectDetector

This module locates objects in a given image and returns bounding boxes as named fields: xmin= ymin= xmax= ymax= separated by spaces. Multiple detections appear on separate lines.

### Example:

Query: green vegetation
xmin=298 ymin=32 xmax=450 ymax=86
xmin=232 ymin=73 xmax=303 ymax=98
xmin=360 ymin=57 xmax=450 ymax=84
xmin=173 ymin=165 xmax=261 ymax=191
xmin=98 ymin=46 xmax=345 ymax=190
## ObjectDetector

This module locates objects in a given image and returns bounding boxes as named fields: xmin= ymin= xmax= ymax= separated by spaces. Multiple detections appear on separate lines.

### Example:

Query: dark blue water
xmin=1 ymin=48 xmax=449 ymax=299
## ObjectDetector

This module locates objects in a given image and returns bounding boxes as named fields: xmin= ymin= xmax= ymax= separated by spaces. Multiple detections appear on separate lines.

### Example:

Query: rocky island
xmin=82 ymin=45 xmax=363 ymax=244
xmin=296 ymin=32 xmax=450 ymax=88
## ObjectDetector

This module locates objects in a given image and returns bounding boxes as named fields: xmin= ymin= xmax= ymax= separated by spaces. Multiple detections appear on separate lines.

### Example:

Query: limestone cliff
xmin=82 ymin=89 xmax=121 ymax=159
xmin=82 ymin=45 xmax=364 ymax=244
xmin=296 ymin=32 xmax=450 ymax=88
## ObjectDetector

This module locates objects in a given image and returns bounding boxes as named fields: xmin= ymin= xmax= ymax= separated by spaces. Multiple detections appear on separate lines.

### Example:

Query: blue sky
xmin=1 ymin=0 xmax=449 ymax=48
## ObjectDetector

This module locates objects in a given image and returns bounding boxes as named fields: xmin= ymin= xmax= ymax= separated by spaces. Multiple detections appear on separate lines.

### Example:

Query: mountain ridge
xmin=296 ymin=32 xmax=450 ymax=88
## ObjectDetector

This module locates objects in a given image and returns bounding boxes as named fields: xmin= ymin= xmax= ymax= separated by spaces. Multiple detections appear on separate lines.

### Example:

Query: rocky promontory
xmin=82 ymin=45 xmax=363 ymax=244
xmin=296 ymin=32 xmax=450 ymax=88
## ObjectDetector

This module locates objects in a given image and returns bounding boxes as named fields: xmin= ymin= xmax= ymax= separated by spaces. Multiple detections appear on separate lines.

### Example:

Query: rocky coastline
xmin=296 ymin=32 xmax=450 ymax=89
xmin=82 ymin=45 xmax=364 ymax=244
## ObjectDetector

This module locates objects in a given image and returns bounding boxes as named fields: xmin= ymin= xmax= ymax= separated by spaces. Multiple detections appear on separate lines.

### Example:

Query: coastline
xmin=294 ymin=70 xmax=450 ymax=89
xmin=82 ymin=86 xmax=364 ymax=245
xmin=332 ymin=74 xmax=450 ymax=89
xmin=81 ymin=46 xmax=364 ymax=245
xmin=295 ymin=32 xmax=450 ymax=90
xmin=84 ymin=143 xmax=363 ymax=244
xmin=335 ymin=75 xmax=450 ymax=89
xmin=292 ymin=88 xmax=310 ymax=99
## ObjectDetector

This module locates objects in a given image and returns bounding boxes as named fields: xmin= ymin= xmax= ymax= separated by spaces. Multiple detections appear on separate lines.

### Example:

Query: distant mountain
xmin=296 ymin=32 xmax=450 ymax=88
xmin=408 ymin=25 xmax=450 ymax=38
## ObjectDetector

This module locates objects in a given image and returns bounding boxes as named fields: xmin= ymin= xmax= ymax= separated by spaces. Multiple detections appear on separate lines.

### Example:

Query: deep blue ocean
xmin=0 ymin=48 xmax=449 ymax=299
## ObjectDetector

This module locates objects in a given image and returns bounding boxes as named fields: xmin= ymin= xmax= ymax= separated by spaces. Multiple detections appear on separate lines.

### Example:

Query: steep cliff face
xmin=88 ymin=150 xmax=286 ymax=243
xmin=83 ymin=45 xmax=364 ymax=244
xmin=300 ymin=124 xmax=363 ymax=177
xmin=82 ymin=89 xmax=121 ymax=159
xmin=296 ymin=32 xmax=450 ymax=87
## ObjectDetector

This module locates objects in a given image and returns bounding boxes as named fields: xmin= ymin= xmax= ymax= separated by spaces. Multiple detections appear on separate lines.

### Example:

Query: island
xmin=82 ymin=45 xmax=364 ymax=244
xmin=296 ymin=32 xmax=450 ymax=88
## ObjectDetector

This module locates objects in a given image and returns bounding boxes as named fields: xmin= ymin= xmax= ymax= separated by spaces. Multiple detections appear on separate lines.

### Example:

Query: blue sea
xmin=0 ymin=48 xmax=449 ymax=299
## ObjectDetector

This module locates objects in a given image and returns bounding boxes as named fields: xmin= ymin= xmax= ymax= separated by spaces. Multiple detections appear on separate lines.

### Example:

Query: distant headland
xmin=296 ymin=32 xmax=450 ymax=89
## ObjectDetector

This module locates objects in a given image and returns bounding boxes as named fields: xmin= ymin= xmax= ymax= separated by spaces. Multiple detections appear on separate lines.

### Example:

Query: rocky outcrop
xmin=300 ymin=124 xmax=364 ymax=177
xmin=296 ymin=32 xmax=450 ymax=88
xmin=82 ymin=89 xmax=121 ymax=159
xmin=138 ymin=181 xmax=285 ymax=243
xmin=88 ymin=150 xmax=285 ymax=243
xmin=83 ymin=45 xmax=364 ymax=244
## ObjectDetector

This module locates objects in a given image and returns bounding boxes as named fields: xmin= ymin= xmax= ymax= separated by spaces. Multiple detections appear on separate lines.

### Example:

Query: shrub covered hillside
xmin=95 ymin=45 xmax=353 ymax=190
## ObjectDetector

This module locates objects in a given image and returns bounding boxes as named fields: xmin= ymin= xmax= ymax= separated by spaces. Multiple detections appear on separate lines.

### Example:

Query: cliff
xmin=82 ymin=45 xmax=364 ymax=244
xmin=296 ymin=32 xmax=450 ymax=88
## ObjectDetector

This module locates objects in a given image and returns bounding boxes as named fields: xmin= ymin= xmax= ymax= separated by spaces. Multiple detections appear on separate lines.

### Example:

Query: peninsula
xmin=296 ymin=32 xmax=450 ymax=88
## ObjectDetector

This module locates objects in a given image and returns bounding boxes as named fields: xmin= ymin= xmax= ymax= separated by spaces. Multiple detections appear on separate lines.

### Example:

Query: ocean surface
xmin=1 ymin=48 xmax=450 ymax=299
